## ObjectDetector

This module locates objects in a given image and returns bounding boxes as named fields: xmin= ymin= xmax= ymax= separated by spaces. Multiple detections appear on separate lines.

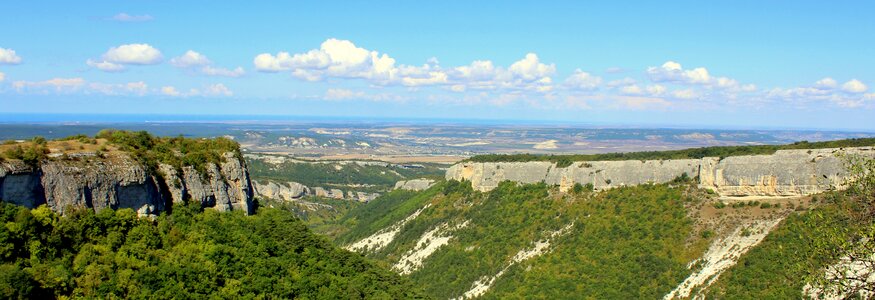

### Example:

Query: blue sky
xmin=0 ymin=1 xmax=873 ymax=130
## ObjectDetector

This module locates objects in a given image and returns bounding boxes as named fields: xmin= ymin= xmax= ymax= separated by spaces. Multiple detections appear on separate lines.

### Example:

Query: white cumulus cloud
xmin=255 ymin=39 xmax=556 ymax=92
xmin=171 ymin=50 xmax=245 ymax=77
xmin=161 ymin=86 xmax=181 ymax=97
xmin=254 ymin=38 xmax=396 ymax=82
xmin=12 ymin=77 xmax=152 ymax=96
xmin=0 ymin=48 xmax=22 ymax=64
xmin=323 ymin=88 xmax=405 ymax=102
xmin=161 ymin=84 xmax=233 ymax=97
xmin=102 ymin=44 xmax=162 ymax=64
xmin=620 ymin=85 xmax=643 ymax=95
xmin=0 ymin=72 xmax=5 ymax=82
xmin=842 ymin=79 xmax=868 ymax=93
xmin=645 ymin=84 xmax=666 ymax=96
xmin=564 ymin=69 xmax=602 ymax=90
xmin=767 ymin=78 xmax=874 ymax=108
xmin=671 ymin=89 xmax=700 ymax=99
xmin=86 ymin=60 xmax=126 ymax=72
xmin=203 ymin=83 xmax=233 ymax=96
xmin=646 ymin=61 xmax=749 ymax=91
xmin=88 ymin=44 xmax=162 ymax=72
xmin=88 ymin=81 xmax=148 ymax=96
xmin=814 ymin=77 xmax=838 ymax=89
xmin=170 ymin=50 xmax=211 ymax=67
xmin=12 ymin=78 xmax=86 ymax=93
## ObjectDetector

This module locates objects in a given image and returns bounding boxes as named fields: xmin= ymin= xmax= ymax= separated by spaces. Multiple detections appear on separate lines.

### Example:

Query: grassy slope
xmin=334 ymin=187 xmax=442 ymax=245
xmin=340 ymin=181 xmax=710 ymax=299
xmin=705 ymin=195 xmax=859 ymax=299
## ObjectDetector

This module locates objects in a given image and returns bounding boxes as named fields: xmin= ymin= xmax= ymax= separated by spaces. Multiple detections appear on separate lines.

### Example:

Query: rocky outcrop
xmin=447 ymin=147 xmax=875 ymax=198
xmin=698 ymin=147 xmax=873 ymax=197
xmin=254 ymin=180 xmax=380 ymax=203
xmin=254 ymin=181 xmax=310 ymax=201
xmin=313 ymin=187 xmax=345 ymax=199
xmin=394 ymin=179 xmax=435 ymax=191
xmin=447 ymin=159 xmax=699 ymax=193
xmin=0 ymin=152 xmax=254 ymax=217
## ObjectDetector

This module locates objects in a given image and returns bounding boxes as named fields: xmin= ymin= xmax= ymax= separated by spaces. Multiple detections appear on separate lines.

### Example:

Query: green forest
xmin=466 ymin=138 xmax=875 ymax=167
xmin=0 ymin=202 xmax=423 ymax=299
xmin=337 ymin=180 xmax=715 ymax=299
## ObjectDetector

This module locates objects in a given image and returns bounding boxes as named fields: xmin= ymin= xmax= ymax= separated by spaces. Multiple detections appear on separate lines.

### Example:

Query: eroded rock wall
xmin=699 ymin=147 xmax=875 ymax=197
xmin=447 ymin=147 xmax=875 ymax=197
xmin=447 ymin=159 xmax=700 ymax=192
xmin=254 ymin=181 xmax=310 ymax=201
xmin=394 ymin=179 xmax=436 ymax=191
xmin=0 ymin=152 xmax=254 ymax=216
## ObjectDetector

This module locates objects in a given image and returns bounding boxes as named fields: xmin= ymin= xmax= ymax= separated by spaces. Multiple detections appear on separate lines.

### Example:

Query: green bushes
xmin=345 ymin=180 xmax=705 ymax=299
xmin=2 ymin=144 xmax=48 ymax=166
xmin=96 ymin=129 xmax=241 ymax=174
xmin=56 ymin=134 xmax=95 ymax=144
xmin=0 ymin=202 xmax=422 ymax=299
xmin=571 ymin=182 xmax=595 ymax=194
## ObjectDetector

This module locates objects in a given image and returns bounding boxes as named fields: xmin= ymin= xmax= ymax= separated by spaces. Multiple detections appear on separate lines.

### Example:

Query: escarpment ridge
xmin=0 ymin=132 xmax=254 ymax=216
xmin=448 ymin=147 xmax=875 ymax=197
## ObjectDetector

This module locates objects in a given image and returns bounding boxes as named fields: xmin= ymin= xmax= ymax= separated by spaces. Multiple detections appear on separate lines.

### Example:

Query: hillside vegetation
xmin=1 ymin=130 xmax=242 ymax=174
xmin=339 ymin=180 xmax=718 ymax=299
xmin=0 ymin=202 xmax=423 ymax=299
xmin=336 ymin=153 xmax=875 ymax=298
xmin=466 ymin=138 xmax=875 ymax=167
xmin=95 ymin=130 xmax=242 ymax=174
xmin=706 ymin=154 xmax=875 ymax=298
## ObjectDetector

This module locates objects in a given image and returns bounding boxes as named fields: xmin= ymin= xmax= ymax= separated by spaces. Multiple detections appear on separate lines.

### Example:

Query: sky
xmin=0 ymin=1 xmax=873 ymax=130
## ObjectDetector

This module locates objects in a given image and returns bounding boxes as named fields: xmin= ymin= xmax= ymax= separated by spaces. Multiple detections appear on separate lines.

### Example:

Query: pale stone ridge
xmin=447 ymin=147 xmax=875 ymax=197
xmin=0 ymin=152 xmax=254 ymax=217
xmin=394 ymin=178 xmax=435 ymax=191
xmin=254 ymin=181 xmax=310 ymax=201
xmin=447 ymin=159 xmax=699 ymax=193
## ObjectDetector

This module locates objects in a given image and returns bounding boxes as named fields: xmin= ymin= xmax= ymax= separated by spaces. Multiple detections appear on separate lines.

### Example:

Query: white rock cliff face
xmin=394 ymin=178 xmax=436 ymax=191
xmin=254 ymin=181 xmax=310 ymax=201
xmin=447 ymin=159 xmax=699 ymax=193
xmin=447 ymin=147 xmax=875 ymax=198
xmin=698 ymin=147 xmax=873 ymax=197
xmin=0 ymin=152 xmax=254 ymax=216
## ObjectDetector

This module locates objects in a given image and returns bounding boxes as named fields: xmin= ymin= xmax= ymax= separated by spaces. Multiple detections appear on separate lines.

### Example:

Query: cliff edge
xmin=0 ymin=132 xmax=254 ymax=216
xmin=448 ymin=147 xmax=875 ymax=198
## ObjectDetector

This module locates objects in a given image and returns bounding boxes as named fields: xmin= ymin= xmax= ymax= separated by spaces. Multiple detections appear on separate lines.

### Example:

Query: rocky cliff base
xmin=0 ymin=151 xmax=254 ymax=217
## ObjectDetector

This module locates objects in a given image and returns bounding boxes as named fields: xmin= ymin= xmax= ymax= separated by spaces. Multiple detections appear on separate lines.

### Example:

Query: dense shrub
xmin=2 ymin=144 xmax=48 ymax=166
xmin=342 ymin=180 xmax=704 ymax=299
xmin=96 ymin=129 xmax=241 ymax=174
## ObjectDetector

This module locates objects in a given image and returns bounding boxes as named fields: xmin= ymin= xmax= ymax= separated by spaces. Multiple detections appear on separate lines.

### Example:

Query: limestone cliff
xmin=698 ymin=147 xmax=873 ymax=197
xmin=254 ymin=180 xmax=310 ymax=201
xmin=394 ymin=179 xmax=436 ymax=191
xmin=447 ymin=147 xmax=875 ymax=198
xmin=0 ymin=151 xmax=254 ymax=216
xmin=447 ymin=159 xmax=699 ymax=193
